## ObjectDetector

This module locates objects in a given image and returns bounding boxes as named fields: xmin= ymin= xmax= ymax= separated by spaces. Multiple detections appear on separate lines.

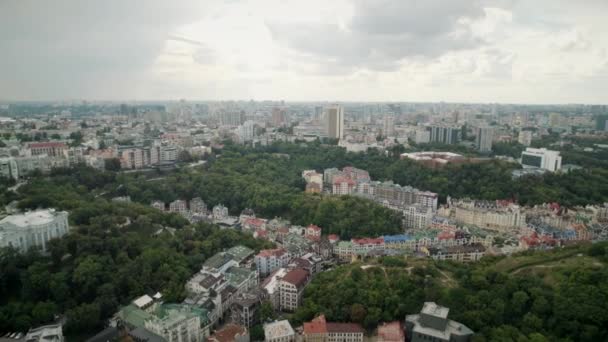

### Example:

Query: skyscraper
xmin=326 ymin=105 xmax=344 ymax=140
xmin=383 ymin=115 xmax=395 ymax=137
xmin=476 ymin=126 xmax=494 ymax=152
xmin=426 ymin=125 xmax=461 ymax=145
xmin=271 ymin=107 xmax=287 ymax=127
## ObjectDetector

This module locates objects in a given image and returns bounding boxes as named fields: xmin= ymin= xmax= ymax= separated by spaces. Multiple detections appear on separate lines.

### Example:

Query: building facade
xmin=0 ymin=209 xmax=69 ymax=253
xmin=326 ymin=105 xmax=344 ymax=140
xmin=279 ymin=268 xmax=309 ymax=312
xmin=254 ymin=248 xmax=290 ymax=276
xmin=521 ymin=148 xmax=562 ymax=172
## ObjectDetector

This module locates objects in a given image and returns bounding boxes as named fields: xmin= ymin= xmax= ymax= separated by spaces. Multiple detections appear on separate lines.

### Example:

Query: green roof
xmin=203 ymin=253 xmax=232 ymax=269
xmin=226 ymin=245 xmax=254 ymax=263
xmin=119 ymin=304 xmax=153 ymax=328
xmin=225 ymin=266 xmax=255 ymax=287
xmin=118 ymin=303 xmax=211 ymax=328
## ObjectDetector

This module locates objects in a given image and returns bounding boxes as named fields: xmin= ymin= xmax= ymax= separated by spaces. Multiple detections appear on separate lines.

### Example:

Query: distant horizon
xmin=1 ymin=99 xmax=607 ymax=107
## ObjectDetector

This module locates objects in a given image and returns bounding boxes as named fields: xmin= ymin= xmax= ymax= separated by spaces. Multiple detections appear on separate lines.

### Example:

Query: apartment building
xmin=303 ymin=315 xmax=364 ymax=342
xmin=403 ymin=205 xmax=433 ymax=230
xmin=279 ymin=268 xmax=309 ymax=312
xmin=27 ymin=141 xmax=67 ymax=157
xmin=254 ymin=248 xmax=290 ymax=276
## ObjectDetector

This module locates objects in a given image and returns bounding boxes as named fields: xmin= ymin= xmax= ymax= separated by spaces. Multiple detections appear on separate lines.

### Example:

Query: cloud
xmin=0 ymin=0 xmax=208 ymax=100
xmin=267 ymin=0 xmax=499 ymax=74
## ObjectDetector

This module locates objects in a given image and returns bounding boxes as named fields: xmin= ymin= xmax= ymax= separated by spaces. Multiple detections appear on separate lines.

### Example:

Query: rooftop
xmin=0 ymin=209 xmax=65 ymax=228
xmin=208 ymin=324 xmax=248 ymax=342
xmin=28 ymin=142 xmax=67 ymax=148
xmin=421 ymin=302 xmax=449 ymax=319
xmin=256 ymin=248 xmax=288 ymax=258
xmin=281 ymin=268 xmax=309 ymax=288
xmin=226 ymin=245 xmax=254 ymax=263
xmin=264 ymin=320 xmax=295 ymax=339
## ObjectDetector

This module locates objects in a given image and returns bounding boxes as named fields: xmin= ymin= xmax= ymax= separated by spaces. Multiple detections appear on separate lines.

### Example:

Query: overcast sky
xmin=1 ymin=0 xmax=607 ymax=104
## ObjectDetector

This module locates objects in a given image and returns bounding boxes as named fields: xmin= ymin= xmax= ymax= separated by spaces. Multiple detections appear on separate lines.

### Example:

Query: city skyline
xmin=1 ymin=0 xmax=608 ymax=104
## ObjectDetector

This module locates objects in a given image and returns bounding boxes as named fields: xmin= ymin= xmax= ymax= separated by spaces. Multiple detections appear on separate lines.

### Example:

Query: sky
xmin=1 ymin=0 xmax=607 ymax=104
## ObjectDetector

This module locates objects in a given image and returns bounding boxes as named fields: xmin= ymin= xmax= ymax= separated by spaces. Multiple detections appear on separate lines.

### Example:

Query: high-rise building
xmin=596 ymin=114 xmax=608 ymax=131
xmin=218 ymin=110 xmax=245 ymax=126
xmin=426 ymin=125 xmax=461 ymax=145
xmin=383 ymin=115 xmax=395 ymax=137
xmin=255 ymin=248 xmax=290 ymax=276
xmin=518 ymin=130 xmax=533 ymax=146
xmin=326 ymin=105 xmax=344 ymax=140
xmin=271 ymin=107 xmax=287 ymax=127
xmin=475 ymin=126 xmax=494 ymax=152
xmin=238 ymin=120 xmax=256 ymax=142
xmin=521 ymin=148 xmax=562 ymax=172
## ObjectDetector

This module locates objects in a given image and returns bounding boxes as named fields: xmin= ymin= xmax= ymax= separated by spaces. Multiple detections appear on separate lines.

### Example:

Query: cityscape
xmin=1 ymin=1 xmax=608 ymax=342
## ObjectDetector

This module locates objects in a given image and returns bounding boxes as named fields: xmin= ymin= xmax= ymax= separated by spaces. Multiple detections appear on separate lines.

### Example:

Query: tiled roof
xmin=303 ymin=315 xmax=327 ymax=334
xmin=281 ymin=268 xmax=309 ymax=288
xmin=326 ymin=322 xmax=365 ymax=333
xmin=377 ymin=321 xmax=405 ymax=341
xmin=256 ymin=248 xmax=288 ymax=258
xmin=207 ymin=324 xmax=247 ymax=342
xmin=28 ymin=142 xmax=67 ymax=148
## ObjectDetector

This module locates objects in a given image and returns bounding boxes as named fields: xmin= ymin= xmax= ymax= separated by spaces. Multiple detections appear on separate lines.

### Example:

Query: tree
xmin=105 ymin=158 xmax=121 ymax=171
xmin=259 ymin=301 xmax=275 ymax=323
xmin=178 ymin=150 xmax=193 ymax=163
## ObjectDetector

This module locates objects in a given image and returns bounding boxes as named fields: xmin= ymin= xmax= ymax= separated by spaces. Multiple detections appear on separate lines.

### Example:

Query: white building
xmin=326 ymin=105 xmax=344 ymax=140
xmin=261 ymin=268 xmax=289 ymax=310
xmin=0 ymin=209 xmax=69 ymax=252
xmin=414 ymin=129 xmax=431 ymax=144
xmin=25 ymin=323 xmax=64 ymax=342
xmin=0 ymin=157 xmax=19 ymax=180
xmin=279 ymin=268 xmax=309 ymax=312
xmin=213 ymin=204 xmax=229 ymax=220
xmin=521 ymin=148 xmax=562 ymax=172
xmin=403 ymin=205 xmax=433 ymax=230
xmin=169 ymin=200 xmax=188 ymax=214
xmin=254 ymin=248 xmax=290 ymax=276
xmin=263 ymin=320 xmax=295 ymax=342
xmin=238 ymin=120 xmax=256 ymax=142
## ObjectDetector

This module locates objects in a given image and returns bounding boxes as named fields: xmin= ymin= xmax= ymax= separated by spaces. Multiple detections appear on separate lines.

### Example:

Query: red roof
xmin=326 ymin=322 xmax=365 ymax=334
xmin=303 ymin=315 xmax=328 ymax=335
xmin=377 ymin=321 xmax=405 ymax=341
xmin=307 ymin=224 xmax=322 ymax=232
xmin=257 ymin=248 xmax=288 ymax=258
xmin=438 ymin=231 xmax=455 ymax=240
xmin=328 ymin=234 xmax=340 ymax=242
xmin=352 ymin=237 xmax=384 ymax=245
xmin=281 ymin=268 xmax=309 ymax=288
xmin=244 ymin=217 xmax=266 ymax=227
xmin=28 ymin=142 xmax=67 ymax=148
xmin=333 ymin=176 xmax=356 ymax=186
xmin=207 ymin=324 xmax=247 ymax=342
xmin=303 ymin=315 xmax=364 ymax=335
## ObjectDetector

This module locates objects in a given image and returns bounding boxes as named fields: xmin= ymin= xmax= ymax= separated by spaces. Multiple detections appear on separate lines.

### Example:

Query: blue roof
xmin=383 ymin=234 xmax=413 ymax=242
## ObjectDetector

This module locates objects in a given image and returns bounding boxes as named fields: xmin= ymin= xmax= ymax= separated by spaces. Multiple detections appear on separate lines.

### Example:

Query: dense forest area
xmin=0 ymin=170 xmax=273 ymax=336
xmin=293 ymin=243 xmax=608 ymax=342
xmin=110 ymin=141 xmax=607 ymax=210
